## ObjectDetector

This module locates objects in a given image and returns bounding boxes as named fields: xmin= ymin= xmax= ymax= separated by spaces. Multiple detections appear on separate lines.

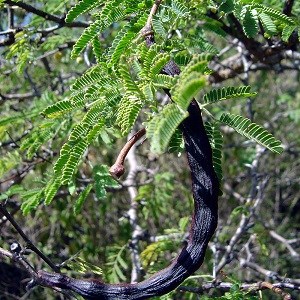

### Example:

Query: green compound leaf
xmin=43 ymin=100 xmax=84 ymax=118
xmin=219 ymin=113 xmax=284 ymax=154
xmin=73 ymin=184 xmax=93 ymax=215
xmin=252 ymin=4 xmax=296 ymax=26
xmin=242 ymin=9 xmax=259 ymax=38
xmin=65 ymin=0 xmax=104 ymax=23
xmin=281 ymin=25 xmax=298 ymax=42
xmin=147 ymin=104 xmax=188 ymax=154
xmin=172 ymin=73 xmax=206 ymax=110
xmin=44 ymin=179 xmax=61 ymax=205
xmin=259 ymin=12 xmax=277 ymax=34
xmin=93 ymin=165 xmax=120 ymax=199
xmin=203 ymin=86 xmax=256 ymax=104
xmin=21 ymin=189 xmax=43 ymax=215
xmin=205 ymin=122 xmax=223 ymax=195
xmin=70 ymin=0 xmax=128 ymax=58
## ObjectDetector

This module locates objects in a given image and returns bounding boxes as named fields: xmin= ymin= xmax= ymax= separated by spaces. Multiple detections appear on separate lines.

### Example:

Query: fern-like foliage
xmin=66 ymin=257 xmax=103 ymax=276
xmin=242 ymin=8 xmax=259 ymax=38
xmin=71 ymin=65 xmax=110 ymax=91
xmin=108 ymin=13 xmax=148 ymax=66
xmin=173 ymin=73 xmax=206 ymax=110
xmin=258 ymin=12 xmax=277 ymax=35
xmin=20 ymin=126 xmax=54 ymax=159
xmin=147 ymin=104 xmax=188 ymax=154
xmin=170 ymin=0 xmax=189 ymax=18
xmin=93 ymin=165 xmax=120 ymax=199
xmin=152 ymin=74 xmax=178 ymax=89
xmin=21 ymin=189 xmax=43 ymax=215
xmin=0 ymin=150 xmax=21 ymax=178
xmin=141 ymin=240 xmax=174 ymax=268
xmin=144 ymin=54 xmax=213 ymax=154
xmin=168 ymin=129 xmax=184 ymax=154
xmin=106 ymin=245 xmax=128 ymax=283
xmin=205 ymin=122 xmax=223 ymax=194
xmin=42 ymin=100 xmax=84 ymax=118
xmin=16 ymin=0 xmax=286 ymax=218
xmin=203 ymin=86 xmax=256 ymax=104
xmin=73 ymin=184 xmax=93 ymax=215
xmin=6 ymin=31 xmax=32 ymax=74
xmin=219 ymin=113 xmax=284 ymax=154
xmin=115 ymin=62 xmax=147 ymax=134
xmin=117 ymin=95 xmax=144 ymax=135
xmin=251 ymin=4 xmax=296 ymax=26
xmin=216 ymin=1 xmax=297 ymax=40
xmin=44 ymin=178 xmax=61 ymax=205
xmin=282 ymin=25 xmax=298 ymax=42
xmin=70 ymin=0 xmax=144 ymax=59
xmin=52 ymin=101 xmax=106 ymax=186
xmin=65 ymin=0 xmax=105 ymax=23
xmin=171 ymin=55 xmax=211 ymax=109
xmin=0 ymin=111 xmax=40 ymax=127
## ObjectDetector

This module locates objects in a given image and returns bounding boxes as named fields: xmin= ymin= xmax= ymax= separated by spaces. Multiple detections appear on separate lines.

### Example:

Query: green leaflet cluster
xmin=201 ymin=84 xmax=283 ymax=154
xmin=65 ymin=0 xmax=106 ymax=23
xmin=203 ymin=86 xmax=257 ymax=104
xmin=66 ymin=0 xmax=147 ymax=60
xmin=20 ymin=121 xmax=58 ymax=159
xmin=19 ymin=0 xmax=286 ymax=215
xmin=216 ymin=0 xmax=298 ymax=39
xmin=54 ymin=101 xmax=106 ymax=184
xmin=219 ymin=113 xmax=283 ymax=154
xmin=106 ymin=245 xmax=129 ymax=283
xmin=38 ymin=65 xmax=124 ymax=210
xmin=146 ymin=54 xmax=211 ymax=154
xmin=40 ymin=100 xmax=107 ymax=209
xmin=204 ymin=122 xmax=223 ymax=186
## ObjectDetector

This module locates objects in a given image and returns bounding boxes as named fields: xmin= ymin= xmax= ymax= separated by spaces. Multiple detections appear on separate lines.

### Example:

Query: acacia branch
xmin=240 ymin=259 xmax=300 ymax=286
xmin=269 ymin=230 xmax=300 ymax=258
xmin=0 ymin=91 xmax=36 ymax=100
xmin=4 ymin=0 xmax=89 ymax=28
xmin=179 ymin=281 xmax=298 ymax=299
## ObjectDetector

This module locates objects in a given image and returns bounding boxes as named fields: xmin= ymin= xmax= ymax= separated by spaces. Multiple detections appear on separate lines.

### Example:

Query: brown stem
xmin=109 ymin=128 xmax=146 ymax=178
xmin=260 ymin=282 xmax=292 ymax=300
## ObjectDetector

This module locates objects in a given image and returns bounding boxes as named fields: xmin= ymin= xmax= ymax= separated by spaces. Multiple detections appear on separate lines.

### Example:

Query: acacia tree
xmin=0 ymin=0 xmax=299 ymax=299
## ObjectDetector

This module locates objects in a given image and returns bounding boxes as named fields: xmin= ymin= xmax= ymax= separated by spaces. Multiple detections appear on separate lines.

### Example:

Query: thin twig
xmin=178 ymin=281 xmax=299 ymax=297
xmin=146 ymin=0 xmax=163 ymax=29
xmin=215 ymin=146 xmax=267 ymax=274
xmin=4 ymin=0 xmax=89 ymax=28
xmin=139 ymin=0 xmax=163 ymax=37
xmin=0 ymin=205 xmax=60 ymax=272
xmin=269 ymin=230 xmax=299 ymax=258
xmin=240 ymin=259 xmax=300 ymax=286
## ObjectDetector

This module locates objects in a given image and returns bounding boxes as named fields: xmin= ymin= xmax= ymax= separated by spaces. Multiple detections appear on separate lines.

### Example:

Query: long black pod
xmin=37 ymin=98 xmax=219 ymax=299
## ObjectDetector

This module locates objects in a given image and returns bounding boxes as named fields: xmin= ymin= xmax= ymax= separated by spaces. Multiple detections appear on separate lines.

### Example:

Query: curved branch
xmin=35 ymin=1 xmax=219 ymax=298
xmin=37 ymin=98 xmax=219 ymax=299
